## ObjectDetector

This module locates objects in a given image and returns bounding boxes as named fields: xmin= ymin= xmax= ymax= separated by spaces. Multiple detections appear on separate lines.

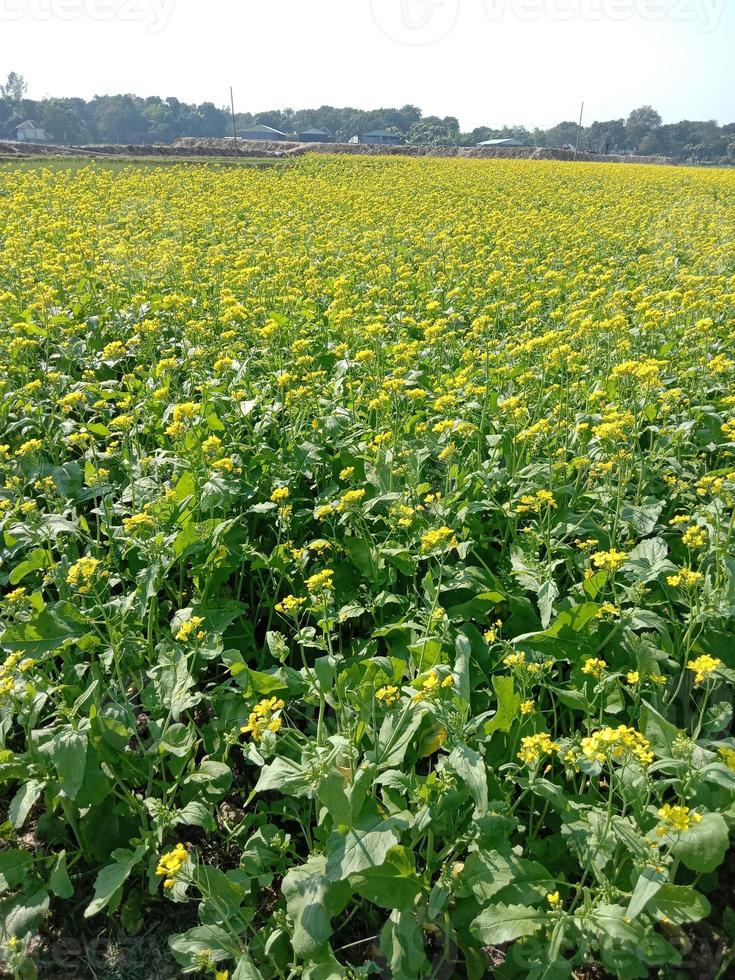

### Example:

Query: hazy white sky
xmin=4 ymin=0 xmax=733 ymax=129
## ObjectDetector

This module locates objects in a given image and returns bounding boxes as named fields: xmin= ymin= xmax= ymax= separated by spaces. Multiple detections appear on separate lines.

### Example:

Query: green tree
xmin=1 ymin=71 xmax=27 ymax=105
xmin=38 ymin=100 xmax=89 ymax=144
xmin=626 ymin=106 xmax=662 ymax=150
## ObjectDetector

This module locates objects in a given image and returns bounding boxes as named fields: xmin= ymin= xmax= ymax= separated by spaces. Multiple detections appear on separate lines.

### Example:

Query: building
xmin=352 ymin=130 xmax=403 ymax=146
xmin=239 ymin=124 xmax=290 ymax=141
xmin=298 ymin=128 xmax=331 ymax=143
xmin=13 ymin=120 xmax=47 ymax=143
xmin=476 ymin=137 xmax=525 ymax=148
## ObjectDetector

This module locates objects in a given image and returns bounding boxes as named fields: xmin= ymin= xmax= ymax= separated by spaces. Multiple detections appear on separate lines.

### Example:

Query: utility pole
xmin=574 ymin=100 xmax=584 ymax=161
xmin=230 ymin=86 xmax=239 ymax=155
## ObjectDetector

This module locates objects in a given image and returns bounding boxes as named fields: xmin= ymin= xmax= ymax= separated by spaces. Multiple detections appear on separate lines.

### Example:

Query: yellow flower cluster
xmin=240 ymin=697 xmax=285 ymax=741
xmin=591 ymin=550 xmax=629 ymax=572
xmin=156 ymin=843 xmax=189 ymax=889
xmin=175 ymin=616 xmax=205 ymax=643
xmin=687 ymin=655 xmax=721 ymax=686
xmin=66 ymin=556 xmax=106 ymax=594
xmin=656 ymin=804 xmax=702 ymax=837
xmin=376 ymin=685 xmax=400 ymax=706
xmin=420 ymin=526 xmax=457 ymax=553
xmin=275 ymin=594 xmax=306 ymax=615
xmin=518 ymin=733 xmax=559 ymax=765
xmin=667 ymin=568 xmax=703 ymax=588
xmin=306 ymin=569 xmax=334 ymax=595
xmin=580 ymin=725 xmax=653 ymax=767
xmin=516 ymin=490 xmax=557 ymax=514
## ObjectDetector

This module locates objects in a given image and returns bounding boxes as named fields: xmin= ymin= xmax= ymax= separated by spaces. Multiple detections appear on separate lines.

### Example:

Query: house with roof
xmin=298 ymin=128 xmax=331 ymax=143
xmin=476 ymin=137 xmax=525 ymax=148
xmin=351 ymin=130 xmax=403 ymax=146
xmin=13 ymin=120 xmax=47 ymax=143
xmin=239 ymin=124 xmax=290 ymax=141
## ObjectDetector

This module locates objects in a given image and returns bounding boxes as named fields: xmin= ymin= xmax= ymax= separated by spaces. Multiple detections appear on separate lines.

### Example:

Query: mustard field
xmin=0 ymin=156 xmax=734 ymax=979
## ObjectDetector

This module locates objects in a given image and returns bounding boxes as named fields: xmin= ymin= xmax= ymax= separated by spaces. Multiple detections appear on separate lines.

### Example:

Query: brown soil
xmin=0 ymin=137 xmax=676 ymax=166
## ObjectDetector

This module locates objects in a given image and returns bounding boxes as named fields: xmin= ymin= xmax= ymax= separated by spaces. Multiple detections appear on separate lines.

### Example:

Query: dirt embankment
xmin=0 ymin=137 xmax=674 ymax=166
xmin=0 ymin=139 xmax=280 ymax=158
xmin=174 ymin=137 xmax=675 ymax=165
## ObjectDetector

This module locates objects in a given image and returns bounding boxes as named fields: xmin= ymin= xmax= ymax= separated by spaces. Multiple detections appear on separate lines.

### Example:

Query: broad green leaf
xmin=627 ymin=866 xmax=667 ymax=919
xmin=470 ymin=902 xmax=546 ymax=944
xmin=380 ymin=910 xmax=429 ymax=980
xmin=670 ymin=812 xmax=729 ymax=873
xmin=9 ymin=779 xmax=44 ymax=829
xmin=170 ymin=925 xmax=239 ymax=967
xmin=49 ymin=852 xmax=74 ymax=899
xmin=639 ymin=701 xmax=681 ymax=758
xmin=325 ymin=818 xmax=402 ymax=881
xmin=9 ymin=548 xmax=50 ymax=585
xmin=52 ymin=729 xmax=88 ymax=801
xmin=84 ymin=844 xmax=147 ymax=918
xmin=485 ymin=675 xmax=521 ymax=736
xmin=0 ymin=886 xmax=49 ymax=937
xmin=459 ymin=851 xmax=551 ymax=904
xmin=233 ymin=954 xmax=265 ymax=980
xmin=646 ymin=884 xmax=711 ymax=925
xmin=446 ymin=744 xmax=488 ymax=815
xmin=0 ymin=601 xmax=89 ymax=653
xmin=282 ymin=855 xmax=350 ymax=957
xmin=351 ymin=845 xmax=421 ymax=910
xmin=537 ymin=579 xmax=559 ymax=629
xmin=367 ymin=706 xmax=425 ymax=768
xmin=0 ymin=850 xmax=33 ymax=892
xmin=622 ymin=537 xmax=675 ymax=583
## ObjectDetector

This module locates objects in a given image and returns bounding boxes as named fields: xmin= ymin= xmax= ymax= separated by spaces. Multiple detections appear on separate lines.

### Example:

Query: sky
xmin=3 ymin=0 xmax=734 ymax=129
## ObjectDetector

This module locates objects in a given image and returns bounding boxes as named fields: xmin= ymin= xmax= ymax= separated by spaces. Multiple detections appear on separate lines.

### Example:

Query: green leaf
xmin=49 ymin=852 xmax=74 ymax=899
xmin=351 ymin=845 xmax=421 ymax=910
xmin=52 ymin=729 xmax=88 ymax=800
xmin=459 ymin=851 xmax=551 ymax=904
xmin=0 ymin=601 xmax=89 ymax=653
xmin=232 ymin=954 xmax=265 ymax=980
xmin=282 ymin=855 xmax=350 ymax=957
xmin=446 ymin=744 xmax=488 ymax=815
xmin=175 ymin=801 xmax=216 ymax=832
xmin=367 ymin=707 xmax=425 ymax=768
xmin=639 ymin=701 xmax=681 ymax=758
xmin=9 ymin=779 xmax=44 ymax=829
xmin=620 ymin=500 xmax=665 ymax=537
xmin=622 ymin=537 xmax=675 ymax=583
xmin=380 ymin=910 xmax=429 ymax=980
xmin=0 ymin=850 xmax=33 ymax=892
xmin=627 ymin=866 xmax=667 ymax=919
xmin=9 ymin=548 xmax=50 ymax=585
xmin=0 ymin=886 xmax=49 ymax=937
xmin=670 ymin=812 xmax=729 ymax=873
xmin=170 ymin=925 xmax=239 ymax=967
xmin=484 ymin=675 xmax=521 ymax=736
xmin=537 ymin=579 xmax=559 ymax=629
xmin=470 ymin=902 xmax=546 ymax=944
xmin=325 ymin=818 xmax=402 ymax=881
xmin=646 ymin=885 xmax=711 ymax=925
xmin=84 ymin=844 xmax=147 ymax=918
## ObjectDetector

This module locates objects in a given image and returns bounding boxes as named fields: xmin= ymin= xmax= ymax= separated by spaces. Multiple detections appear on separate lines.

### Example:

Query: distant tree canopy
xmin=2 ymin=74 xmax=733 ymax=164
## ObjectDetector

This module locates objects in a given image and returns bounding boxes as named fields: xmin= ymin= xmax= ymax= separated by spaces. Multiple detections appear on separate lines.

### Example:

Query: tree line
xmin=2 ymin=73 xmax=733 ymax=164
